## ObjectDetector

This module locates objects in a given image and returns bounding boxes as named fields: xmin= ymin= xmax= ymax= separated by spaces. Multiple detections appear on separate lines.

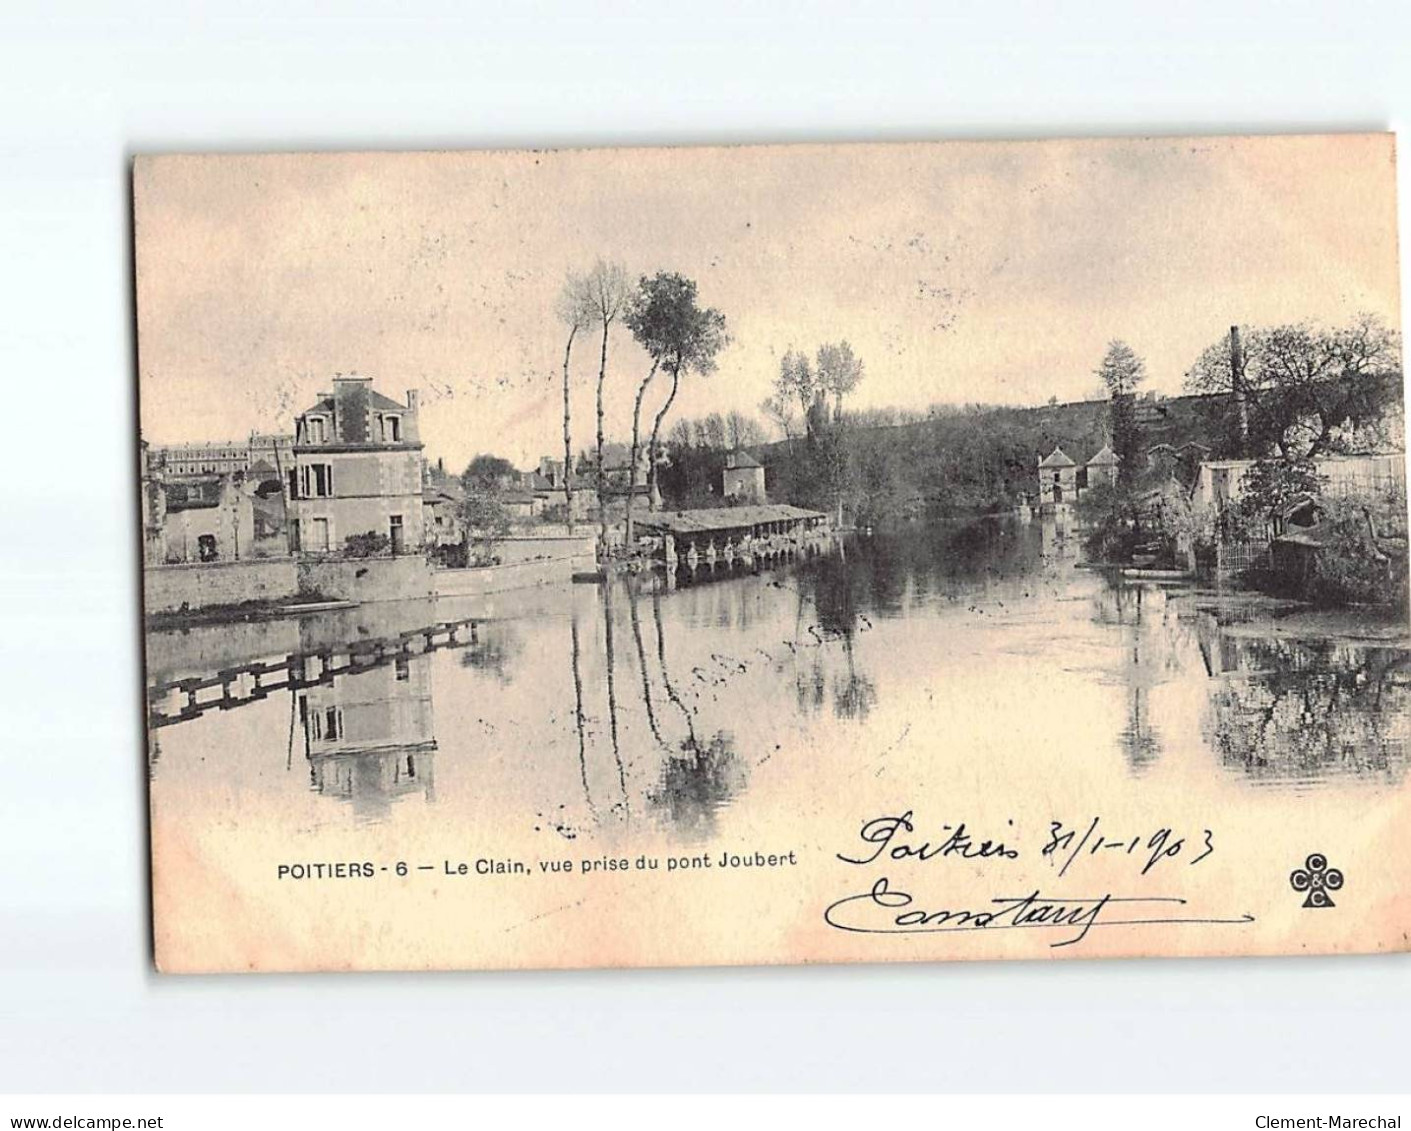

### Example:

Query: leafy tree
xmin=773 ymin=349 xmax=818 ymax=421
xmin=458 ymin=486 xmax=513 ymax=565
xmin=1096 ymin=339 xmax=1147 ymax=397
xmin=622 ymin=272 xmax=728 ymax=537
xmin=461 ymin=454 xmax=518 ymax=489
xmin=1095 ymin=340 xmax=1147 ymax=484
xmin=816 ymin=340 xmax=864 ymax=419
xmin=1232 ymin=457 xmax=1325 ymax=532
xmin=1185 ymin=314 xmax=1401 ymax=459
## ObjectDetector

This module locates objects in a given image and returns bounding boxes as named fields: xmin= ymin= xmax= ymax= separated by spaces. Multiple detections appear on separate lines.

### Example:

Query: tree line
xmin=453 ymin=271 xmax=1401 ymax=555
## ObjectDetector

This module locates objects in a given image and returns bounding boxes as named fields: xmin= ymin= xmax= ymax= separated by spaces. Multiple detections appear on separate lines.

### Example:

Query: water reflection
xmin=299 ymin=658 xmax=436 ymax=822
xmin=145 ymin=520 xmax=1411 ymax=833
xmin=647 ymin=731 xmax=748 ymax=840
xmin=1201 ymin=634 xmax=1410 ymax=785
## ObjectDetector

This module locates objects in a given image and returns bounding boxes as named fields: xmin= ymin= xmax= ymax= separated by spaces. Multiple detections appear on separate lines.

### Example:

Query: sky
xmin=134 ymin=134 xmax=1402 ymax=471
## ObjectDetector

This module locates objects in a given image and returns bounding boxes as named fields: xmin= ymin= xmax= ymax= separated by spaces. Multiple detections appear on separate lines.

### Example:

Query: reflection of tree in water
xmin=1096 ymin=583 xmax=1170 ymax=774
xmin=647 ymin=731 xmax=748 ymax=839
xmin=1120 ymin=689 xmax=1161 ymax=775
xmin=1204 ymin=637 xmax=1411 ymax=783
xmin=458 ymin=622 xmax=522 ymax=684
xmin=795 ymin=661 xmax=826 ymax=716
xmin=833 ymin=669 xmax=878 ymax=720
xmin=797 ymin=542 xmax=878 ymax=721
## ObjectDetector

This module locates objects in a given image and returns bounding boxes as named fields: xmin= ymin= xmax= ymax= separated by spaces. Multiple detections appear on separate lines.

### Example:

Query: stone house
xmin=722 ymin=450 xmax=766 ymax=503
xmin=159 ymin=473 xmax=258 ymax=564
xmin=288 ymin=374 xmax=426 ymax=555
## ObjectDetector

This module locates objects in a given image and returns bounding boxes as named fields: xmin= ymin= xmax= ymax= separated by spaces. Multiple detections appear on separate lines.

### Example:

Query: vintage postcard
xmin=136 ymin=135 xmax=1409 ymax=973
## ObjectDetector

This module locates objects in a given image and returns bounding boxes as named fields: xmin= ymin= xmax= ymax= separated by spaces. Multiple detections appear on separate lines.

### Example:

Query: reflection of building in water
xmin=1039 ymin=515 xmax=1078 ymax=560
xmin=299 ymin=656 xmax=437 ymax=819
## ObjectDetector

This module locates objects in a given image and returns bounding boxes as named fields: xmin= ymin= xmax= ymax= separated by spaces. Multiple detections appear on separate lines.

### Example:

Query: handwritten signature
xmin=823 ymin=876 xmax=1255 ymax=948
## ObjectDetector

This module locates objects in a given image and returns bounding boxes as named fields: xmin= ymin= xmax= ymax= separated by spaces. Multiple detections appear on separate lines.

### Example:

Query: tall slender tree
xmin=1095 ymin=339 xmax=1148 ymax=484
xmin=583 ymin=259 xmax=632 ymax=549
xmin=554 ymin=270 xmax=596 ymax=533
xmin=623 ymin=272 xmax=729 ymax=537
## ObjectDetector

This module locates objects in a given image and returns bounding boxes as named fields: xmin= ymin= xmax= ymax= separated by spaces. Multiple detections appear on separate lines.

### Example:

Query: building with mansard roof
xmin=288 ymin=374 xmax=425 ymax=555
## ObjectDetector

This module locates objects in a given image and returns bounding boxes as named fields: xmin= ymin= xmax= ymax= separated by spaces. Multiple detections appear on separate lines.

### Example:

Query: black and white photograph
xmin=135 ymin=137 xmax=1408 ymax=973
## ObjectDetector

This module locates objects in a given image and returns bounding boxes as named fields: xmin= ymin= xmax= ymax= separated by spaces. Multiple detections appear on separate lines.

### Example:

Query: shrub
xmin=344 ymin=531 xmax=390 ymax=558
xmin=1305 ymin=496 xmax=1408 ymax=608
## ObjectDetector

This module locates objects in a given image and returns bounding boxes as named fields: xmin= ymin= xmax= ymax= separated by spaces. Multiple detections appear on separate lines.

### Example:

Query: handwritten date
xmin=1042 ymin=818 xmax=1214 ymax=878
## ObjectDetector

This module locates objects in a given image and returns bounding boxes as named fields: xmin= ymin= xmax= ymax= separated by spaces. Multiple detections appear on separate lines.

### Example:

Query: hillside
xmin=754 ymin=392 xmax=1232 ymax=518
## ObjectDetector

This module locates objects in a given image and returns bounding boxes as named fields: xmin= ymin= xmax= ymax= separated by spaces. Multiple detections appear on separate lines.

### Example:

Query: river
xmin=146 ymin=518 xmax=1410 ymax=843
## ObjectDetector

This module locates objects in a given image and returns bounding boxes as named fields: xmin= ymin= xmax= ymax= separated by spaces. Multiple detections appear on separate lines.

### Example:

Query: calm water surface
xmin=146 ymin=520 xmax=1411 ymax=840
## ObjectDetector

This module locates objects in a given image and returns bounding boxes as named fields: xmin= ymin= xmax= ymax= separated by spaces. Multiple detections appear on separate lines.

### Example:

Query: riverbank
xmin=145 ymin=534 xmax=596 ymax=623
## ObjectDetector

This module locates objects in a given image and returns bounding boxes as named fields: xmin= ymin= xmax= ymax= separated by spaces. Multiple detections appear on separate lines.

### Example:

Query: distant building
xmin=158 ymin=474 xmax=258 ymax=564
xmin=1190 ymin=453 xmax=1406 ymax=521
xmin=522 ymin=467 xmax=597 ymax=520
xmin=722 ymin=450 xmax=766 ymax=503
xmin=422 ymin=482 xmax=464 ymax=547
xmin=1037 ymin=444 xmax=1122 ymax=505
xmin=499 ymin=489 xmax=543 ymax=520
xmin=154 ymin=434 xmax=293 ymax=478
xmin=288 ymin=374 xmax=425 ymax=555
xmin=1038 ymin=446 xmax=1079 ymax=503
xmin=1085 ymin=444 xmax=1120 ymax=489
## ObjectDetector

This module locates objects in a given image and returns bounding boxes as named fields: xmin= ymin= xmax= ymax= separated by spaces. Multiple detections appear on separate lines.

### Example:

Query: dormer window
xmin=303 ymin=415 xmax=327 ymax=444
xmin=381 ymin=414 xmax=402 ymax=443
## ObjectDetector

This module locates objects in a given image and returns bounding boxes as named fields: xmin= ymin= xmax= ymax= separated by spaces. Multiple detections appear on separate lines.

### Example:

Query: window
xmin=289 ymin=519 xmax=301 ymax=552
xmin=382 ymin=414 xmax=402 ymax=443
xmin=197 ymin=534 xmax=218 ymax=562
xmin=298 ymin=463 xmax=334 ymax=498
xmin=389 ymin=514 xmax=405 ymax=554
xmin=305 ymin=416 xmax=327 ymax=443
xmin=306 ymin=703 xmax=343 ymax=741
xmin=309 ymin=517 xmax=330 ymax=553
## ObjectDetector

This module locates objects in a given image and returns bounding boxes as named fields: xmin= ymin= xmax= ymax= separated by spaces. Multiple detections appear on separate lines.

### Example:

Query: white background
xmin=1 ymin=0 xmax=1409 ymax=1094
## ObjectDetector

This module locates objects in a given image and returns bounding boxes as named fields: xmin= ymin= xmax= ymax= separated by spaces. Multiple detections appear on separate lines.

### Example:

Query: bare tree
xmin=701 ymin=412 xmax=727 ymax=451
xmin=760 ymin=393 xmax=798 ymax=450
xmin=582 ymin=259 xmax=632 ymax=547
xmin=555 ymin=270 xmax=596 ymax=532
xmin=725 ymin=410 xmax=764 ymax=449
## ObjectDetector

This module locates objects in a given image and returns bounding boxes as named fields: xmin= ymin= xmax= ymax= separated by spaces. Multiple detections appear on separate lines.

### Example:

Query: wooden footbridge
xmin=146 ymin=616 xmax=481 ymax=730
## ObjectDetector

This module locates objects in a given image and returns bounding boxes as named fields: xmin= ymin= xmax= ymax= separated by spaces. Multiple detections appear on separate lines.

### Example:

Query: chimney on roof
xmin=407 ymin=389 xmax=419 ymax=412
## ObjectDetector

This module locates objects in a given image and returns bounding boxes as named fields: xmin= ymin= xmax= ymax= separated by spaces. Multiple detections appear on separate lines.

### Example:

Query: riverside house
xmin=288 ymin=374 xmax=427 ymax=555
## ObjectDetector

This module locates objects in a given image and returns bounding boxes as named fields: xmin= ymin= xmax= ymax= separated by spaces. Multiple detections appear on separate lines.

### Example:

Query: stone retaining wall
xmin=143 ymin=558 xmax=299 ymax=614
